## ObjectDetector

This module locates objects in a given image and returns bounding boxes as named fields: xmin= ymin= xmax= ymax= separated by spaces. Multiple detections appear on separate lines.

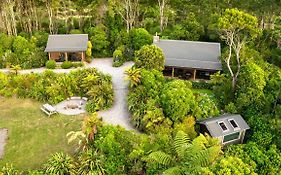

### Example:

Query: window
xmin=218 ymin=122 xmax=228 ymax=131
xmin=229 ymin=119 xmax=239 ymax=129
xmin=223 ymin=132 xmax=240 ymax=143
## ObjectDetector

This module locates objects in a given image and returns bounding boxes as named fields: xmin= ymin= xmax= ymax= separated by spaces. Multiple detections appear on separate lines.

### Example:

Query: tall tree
xmin=109 ymin=0 xmax=140 ymax=33
xmin=158 ymin=0 xmax=169 ymax=33
xmin=217 ymin=8 xmax=259 ymax=91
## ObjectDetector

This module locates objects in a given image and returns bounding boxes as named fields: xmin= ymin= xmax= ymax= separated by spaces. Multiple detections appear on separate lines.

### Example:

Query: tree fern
xmin=163 ymin=166 xmax=182 ymax=175
xmin=174 ymin=131 xmax=191 ymax=157
xmin=146 ymin=151 xmax=172 ymax=166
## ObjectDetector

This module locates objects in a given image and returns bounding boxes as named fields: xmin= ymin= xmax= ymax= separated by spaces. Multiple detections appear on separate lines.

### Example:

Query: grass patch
xmin=0 ymin=97 xmax=84 ymax=171
xmin=192 ymin=88 xmax=214 ymax=96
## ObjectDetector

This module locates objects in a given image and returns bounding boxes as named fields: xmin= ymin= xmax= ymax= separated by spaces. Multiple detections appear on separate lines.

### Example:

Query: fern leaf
xmin=163 ymin=166 xmax=182 ymax=175
xmin=174 ymin=131 xmax=191 ymax=157
xmin=146 ymin=151 xmax=172 ymax=166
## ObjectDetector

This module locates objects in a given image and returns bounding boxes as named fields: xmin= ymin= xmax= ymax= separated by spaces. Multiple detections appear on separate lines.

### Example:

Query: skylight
xmin=218 ymin=122 xmax=228 ymax=131
xmin=229 ymin=119 xmax=239 ymax=129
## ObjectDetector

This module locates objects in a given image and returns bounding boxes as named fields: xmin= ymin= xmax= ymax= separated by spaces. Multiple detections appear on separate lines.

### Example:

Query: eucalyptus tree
xmin=217 ymin=8 xmax=260 ymax=91
xmin=108 ymin=0 xmax=140 ymax=33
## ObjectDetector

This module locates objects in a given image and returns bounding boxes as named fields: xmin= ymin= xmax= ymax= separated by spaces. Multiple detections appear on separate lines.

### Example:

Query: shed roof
xmin=198 ymin=114 xmax=250 ymax=137
xmin=154 ymin=39 xmax=222 ymax=70
xmin=45 ymin=34 xmax=88 ymax=52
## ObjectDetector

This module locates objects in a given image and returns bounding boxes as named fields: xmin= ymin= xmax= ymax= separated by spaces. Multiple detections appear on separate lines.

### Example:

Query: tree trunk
xmin=46 ymin=1 xmax=54 ymax=34
xmin=158 ymin=0 xmax=165 ymax=33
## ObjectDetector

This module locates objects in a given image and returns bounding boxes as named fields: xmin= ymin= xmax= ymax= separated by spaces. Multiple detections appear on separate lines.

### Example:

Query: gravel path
xmin=87 ymin=59 xmax=135 ymax=130
xmin=0 ymin=58 xmax=136 ymax=131
xmin=0 ymin=128 xmax=8 ymax=159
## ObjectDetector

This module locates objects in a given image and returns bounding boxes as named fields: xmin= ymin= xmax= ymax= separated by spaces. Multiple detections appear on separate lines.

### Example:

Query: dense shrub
xmin=0 ymin=34 xmax=47 ymax=69
xmin=0 ymin=68 xmax=113 ymax=107
xmin=193 ymin=93 xmax=220 ymax=119
xmin=129 ymin=28 xmax=153 ymax=50
xmin=161 ymin=80 xmax=195 ymax=122
xmin=61 ymin=61 xmax=73 ymax=69
xmin=135 ymin=45 xmax=165 ymax=71
xmin=85 ymin=41 xmax=92 ymax=62
xmin=45 ymin=60 xmax=56 ymax=69
xmin=112 ymin=49 xmax=124 ymax=67
xmin=43 ymin=152 xmax=75 ymax=175
xmin=69 ymin=29 xmax=82 ymax=34
xmin=87 ymin=25 xmax=110 ymax=57
xmin=72 ymin=62 xmax=84 ymax=68
xmin=192 ymin=81 xmax=212 ymax=89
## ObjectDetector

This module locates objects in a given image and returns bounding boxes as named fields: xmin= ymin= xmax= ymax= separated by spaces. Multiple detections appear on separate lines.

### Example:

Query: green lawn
xmin=0 ymin=98 xmax=84 ymax=171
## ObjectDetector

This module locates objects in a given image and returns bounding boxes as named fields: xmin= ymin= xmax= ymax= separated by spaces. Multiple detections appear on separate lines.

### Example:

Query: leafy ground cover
xmin=0 ymin=97 xmax=84 ymax=170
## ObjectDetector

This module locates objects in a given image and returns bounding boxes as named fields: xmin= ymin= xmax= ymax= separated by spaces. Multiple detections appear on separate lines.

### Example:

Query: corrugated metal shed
xmin=45 ymin=34 xmax=88 ymax=52
xmin=198 ymin=114 xmax=250 ymax=137
xmin=155 ymin=39 xmax=222 ymax=70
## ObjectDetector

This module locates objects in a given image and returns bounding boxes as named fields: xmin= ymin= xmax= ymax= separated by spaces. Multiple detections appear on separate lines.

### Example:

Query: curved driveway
xmin=87 ymin=59 xmax=135 ymax=130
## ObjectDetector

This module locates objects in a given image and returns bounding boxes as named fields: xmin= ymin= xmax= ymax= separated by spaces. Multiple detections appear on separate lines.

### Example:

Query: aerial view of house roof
xmin=198 ymin=114 xmax=250 ymax=137
xmin=155 ymin=39 xmax=222 ymax=70
xmin=44 ymin=34 xmax=88 ymax=52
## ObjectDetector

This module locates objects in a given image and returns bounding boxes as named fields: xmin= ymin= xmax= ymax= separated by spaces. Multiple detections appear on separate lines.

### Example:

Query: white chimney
xmin=153 ymin=32 xmax=160 ymax=43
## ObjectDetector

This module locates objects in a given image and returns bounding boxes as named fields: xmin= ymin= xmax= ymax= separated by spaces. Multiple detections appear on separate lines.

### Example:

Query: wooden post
xmin=81 ymin=51 xmax=85 ymax=61
xmin=65 ymin=52 xmax=68 ymax=61
xmin=172 ymin=67 xmax=175 ymax=77
xmin=193 ymin=69 xmax=196 ymax=80
xmin=48 ymin=53 xmax=51 ymax=60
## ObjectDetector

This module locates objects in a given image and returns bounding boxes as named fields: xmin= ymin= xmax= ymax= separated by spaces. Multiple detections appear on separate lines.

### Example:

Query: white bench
xmin=41 ymin=104 xmax=57 ymax=117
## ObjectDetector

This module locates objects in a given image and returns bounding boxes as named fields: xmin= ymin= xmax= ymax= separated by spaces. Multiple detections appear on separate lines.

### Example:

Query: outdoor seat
xmin=41 ymin=104 xmax=57 ymax=117
xmin=82 ymin=97 xmax=88 ymax=101
xmin=70 ymin=96 xmax=81 ymax=100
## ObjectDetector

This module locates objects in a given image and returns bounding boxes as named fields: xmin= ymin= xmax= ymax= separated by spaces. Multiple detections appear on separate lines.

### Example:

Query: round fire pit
xmin=55 ymin=97 xmax=88 ymax=115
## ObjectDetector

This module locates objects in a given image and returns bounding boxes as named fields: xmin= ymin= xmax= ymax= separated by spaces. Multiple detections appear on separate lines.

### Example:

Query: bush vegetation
xmin=61 ymin=61 xmax=73 ymax=69
xmin=0 ymin=69 xmax=113 ymax=109
xmin=127 ymin=69 xmax=220 ymax=133
xmin=0 ymin=33 xmax=47 ymax=69
xmin=45 ymin=60 xmax=56 ymax=69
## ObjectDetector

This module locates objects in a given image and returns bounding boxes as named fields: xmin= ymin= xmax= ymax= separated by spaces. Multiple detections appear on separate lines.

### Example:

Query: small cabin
xmin=44 ymin=34 xmax=88 ymax=62
xmin=198 ymin=114 xmax=250 ymax=146
xmin=153 ymin=36 xmax=222 ymax=80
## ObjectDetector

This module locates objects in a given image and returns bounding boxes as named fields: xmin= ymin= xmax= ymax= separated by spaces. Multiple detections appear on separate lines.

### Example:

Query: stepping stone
xmin=0 ymin=128 xmax=8 ymax=159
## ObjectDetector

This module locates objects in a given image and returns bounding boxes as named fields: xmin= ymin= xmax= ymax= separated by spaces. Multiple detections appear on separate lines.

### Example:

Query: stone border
xmin=0 ymin=128 xmax=8 ymax=159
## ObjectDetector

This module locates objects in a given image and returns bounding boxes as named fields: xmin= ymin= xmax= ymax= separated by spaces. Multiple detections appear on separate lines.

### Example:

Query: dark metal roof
xmin=45 ymin=34 xmax=88 ymax=52
xmin=198 ymin=114 xmax=250 ymax=137
xmin=154 ymin=39 xmax=222 ymax=70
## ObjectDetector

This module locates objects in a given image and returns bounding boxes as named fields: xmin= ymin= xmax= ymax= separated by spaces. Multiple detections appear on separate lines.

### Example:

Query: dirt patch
xmin=0 ymin=128 xmax=8 ymax=159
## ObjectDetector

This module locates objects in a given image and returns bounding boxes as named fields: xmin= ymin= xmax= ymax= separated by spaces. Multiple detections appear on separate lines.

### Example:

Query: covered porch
xmin=45 ymin=34 xmax=88 ymax=62
xmin=163 ymin=66 xmax=217 ymax=80
xmin=48 ymin=51 xmax=86 ymax=62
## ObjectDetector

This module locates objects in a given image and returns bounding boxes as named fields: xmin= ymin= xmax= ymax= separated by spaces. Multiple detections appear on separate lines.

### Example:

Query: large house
xmin=198 ymin=114 xmax=250 ymax=146
xmin=154 ymin=36 xmax=222 ymax=80
xmin=45 ymin=34 xmax=88 ymax=62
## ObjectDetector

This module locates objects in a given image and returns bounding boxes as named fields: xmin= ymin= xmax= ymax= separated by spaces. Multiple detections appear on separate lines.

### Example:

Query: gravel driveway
xmin=87 ymin=59 xmax=135 ymax=130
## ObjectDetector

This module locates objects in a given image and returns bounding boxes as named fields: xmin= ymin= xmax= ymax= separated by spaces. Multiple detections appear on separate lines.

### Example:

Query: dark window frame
xmin=228 ymin=119 xmax=239 ymax=130
xmin=218 ymin=121 xmax=228 ymax=132
xmin=223 ymin=131 xmax=240 ymax=143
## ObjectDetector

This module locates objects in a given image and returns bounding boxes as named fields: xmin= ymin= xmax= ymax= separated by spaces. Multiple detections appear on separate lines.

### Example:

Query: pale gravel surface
xmin=0 ymin=128 xmax=8 ymax=159
xmin=0 ymin=58 xmax=136 ymax=131
xmin=87 ymin=59 xmax=135 ymax=131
